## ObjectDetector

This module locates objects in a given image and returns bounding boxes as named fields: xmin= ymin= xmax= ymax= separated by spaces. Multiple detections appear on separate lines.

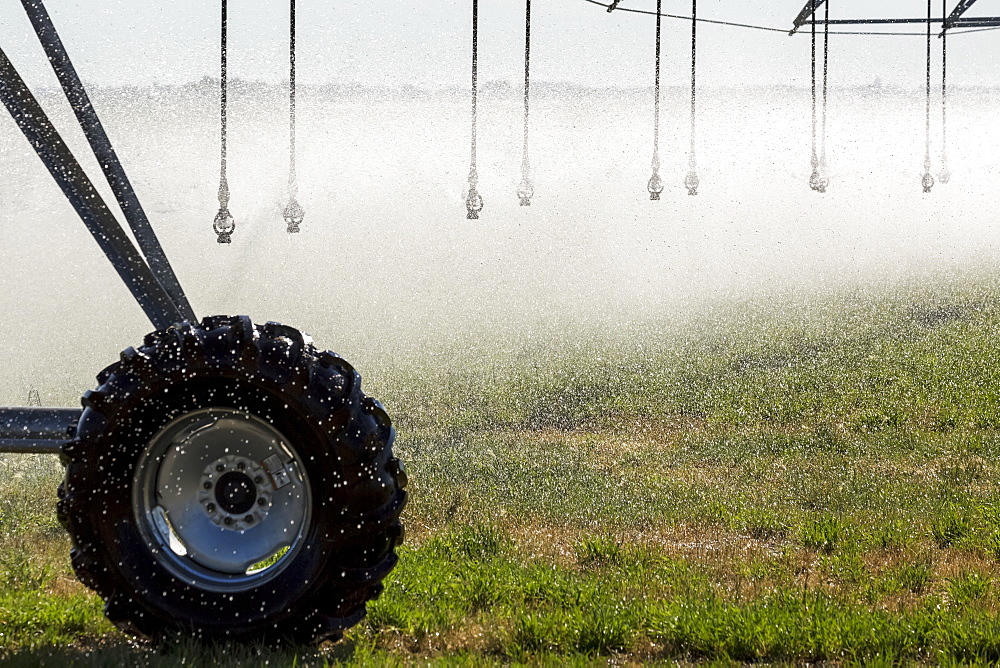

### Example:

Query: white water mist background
xmin=1 ymin=83 xmax=999 ymax=405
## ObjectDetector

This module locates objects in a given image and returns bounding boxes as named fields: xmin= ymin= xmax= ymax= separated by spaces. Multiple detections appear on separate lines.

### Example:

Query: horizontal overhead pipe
xmin=0 ymin=407 xmax=81 ymax=454
xmin=800 ymin=16 xmax=1000 ymax=26
xmin=947 ymin=17 xmax=1000 ymax=27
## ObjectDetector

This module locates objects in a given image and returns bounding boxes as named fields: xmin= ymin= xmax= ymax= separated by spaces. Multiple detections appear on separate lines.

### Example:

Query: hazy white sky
xmin=1 ymin=1 xmax=999 ymax=89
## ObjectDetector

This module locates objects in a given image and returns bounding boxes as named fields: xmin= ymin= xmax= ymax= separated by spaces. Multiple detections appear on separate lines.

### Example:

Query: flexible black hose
xmin=685 ymin=0 xmax=699 ymax=195
xmin=922 ymin=0 xmax=934 ymax=192
xmin=689 ymin=0 xmax=696 ymax=163
xmin=220 ymin=0 xmax=227 ymax=183
xmin=810 ymin=1 xmax=818 ymax=182
xmin=289 ymin=0 xmax=296 ymax=190
xmin=213 ymin=0 xmax=235 ymax=242
xmin=653 ymin=0 xmax=661 ymax=160
xmin=925 ymin=0 xmax=931 ymax=167
xmin=647 ymin=0 xmax=662 ymax=200
xmin=519 ymin=0 xmax=532 ymax=205
xmin=466 ymin=0 xmax=483 ymax=218
xmin=940 ymin=0 xmax=949 ymax=182
xmin=522 ymin=0 xmax=530 ymax=166
xmin=470 ymin=0 xmax=478 ymax=170
xmin=820 ymin=0 xmax=829 ymax=170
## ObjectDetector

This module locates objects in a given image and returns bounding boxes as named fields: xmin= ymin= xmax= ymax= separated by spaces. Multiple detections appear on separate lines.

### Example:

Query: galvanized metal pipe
xmin=0 ymin=46 xmax=183 ymax=331
xmin=0 ymin=439 xmax=64 ymax=454
xmin=801 ymin=16 xmax=1000 ymax=26
xmin=20 ymin=0 xmax=196 ymax=324
xmin=0 ymin=407 xmax=81 ymax=454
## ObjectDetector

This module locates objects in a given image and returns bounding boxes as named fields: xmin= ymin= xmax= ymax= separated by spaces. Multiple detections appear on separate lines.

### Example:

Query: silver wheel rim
xmin=133 ymin=407 xmax=312 ymax=592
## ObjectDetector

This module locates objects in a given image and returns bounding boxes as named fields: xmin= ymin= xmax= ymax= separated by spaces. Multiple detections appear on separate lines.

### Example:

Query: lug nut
xmin=244 ymin=515 xmax=254 ymax=523
xmin=257 ymin=498 xmax=267 ymax=507
xmin=237 ymin=462 xmax=246 ymax=471
xmin=216 ymin=464 xmax=225 ymax=472
xmin=206 ymin=503 xmax=216 ymax=512
xmin=203 ymin=481 xmax=212 ymax=490
xmin=254 ymin=476 xmax=263 ymax=484
xmin=223 ymin=517 xmax=233 ymax=525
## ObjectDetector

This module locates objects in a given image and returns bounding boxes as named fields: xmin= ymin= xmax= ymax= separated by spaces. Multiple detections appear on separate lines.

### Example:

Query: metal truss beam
xmin=790 ymin=0 xmax=828 ymax=35
xmin=946 ymin=0 xmax=980 ymax=27
xmin=790 ymin=0 xmax=998 ymax=34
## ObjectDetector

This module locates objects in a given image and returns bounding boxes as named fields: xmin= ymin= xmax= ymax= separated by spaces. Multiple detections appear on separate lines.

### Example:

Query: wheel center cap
xmin=215 ymin=471 xmax=257 ymax=514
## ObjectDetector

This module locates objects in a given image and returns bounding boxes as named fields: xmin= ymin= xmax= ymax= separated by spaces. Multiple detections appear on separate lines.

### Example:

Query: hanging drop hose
xmin=213 ymin=0 xmax=235 ymax=243
xmin=465 ymin=0 xmax=483 ymax=220
xmin=517 ymin=0 xmax=533 ymax=206
xmin=939 ymin=0 xmax=950 ymax=184
xmin=647 ymin=0 xmax=663 ymax=201
xmin=922 ymin=0 xmax=934 ymax=193
xmin=817 ymin=0 xmax=830 ymax=192
xmin=808 ymin=1 xmax=821 ymax=192
xmin=684 ymin=0 xmax=699 ymax=196
xmin=283 ymin=0 xmax=304 ymax=233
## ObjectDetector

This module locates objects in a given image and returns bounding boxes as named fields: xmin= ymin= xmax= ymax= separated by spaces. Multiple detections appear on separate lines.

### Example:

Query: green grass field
xmin=4 ymin=275 xmax=1000 ymax=665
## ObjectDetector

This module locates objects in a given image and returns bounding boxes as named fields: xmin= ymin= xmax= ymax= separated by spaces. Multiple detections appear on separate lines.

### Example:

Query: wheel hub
xmin=133 ymin=408 xmax=311 ymax=590
xmin=199 ymin=455 xmax=272 ymax=530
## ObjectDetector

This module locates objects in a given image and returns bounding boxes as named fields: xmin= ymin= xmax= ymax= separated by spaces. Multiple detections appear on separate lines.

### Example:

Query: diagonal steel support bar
xmin=20 ymin=0 xmax=196 ymax=323
xmin=946 ymin=0 xmax=980 ymax=27
xmin=0 ymin=47 xmax=185 ymax=331
xmin=789 ymin=0 xmax=828 ymax=35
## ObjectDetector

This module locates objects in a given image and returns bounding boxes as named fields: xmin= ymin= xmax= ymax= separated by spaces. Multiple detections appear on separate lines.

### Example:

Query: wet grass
xmin=5 ymin=280 xmax=1000 ymax=663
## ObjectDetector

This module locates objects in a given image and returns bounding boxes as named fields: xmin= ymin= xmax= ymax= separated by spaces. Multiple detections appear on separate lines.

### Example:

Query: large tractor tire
xmin=57 ymin=316 xmax=407 ymax=644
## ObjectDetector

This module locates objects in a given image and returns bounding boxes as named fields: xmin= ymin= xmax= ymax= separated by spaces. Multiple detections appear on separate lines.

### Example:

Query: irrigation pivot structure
xmin=1 ymin=0 xmax=999 ymax=647
xmin=0 ymin=0 xmax=406 ymax=644
xmin=788 ymin=0 xmax=1000 ymax=33
xmin=787 ymin=0 xmax=1000 ymax=192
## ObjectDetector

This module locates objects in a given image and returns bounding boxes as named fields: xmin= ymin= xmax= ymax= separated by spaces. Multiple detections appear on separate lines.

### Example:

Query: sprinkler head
xmin=465 ymin=188 xmax=484 ymax=220
xmin=283 ymin=199 xmax=304 ymax=234
xmin=647 ymin=173 xmax=663 ymax=201
xmin=921 ymin=171 xmax=935 ymax=193
xmin=684 ymin=170 xmax=700 ymax=196
xmin=213 ymin=207 xmax=235 ymax=244
xmin=517 ymin=176 xmax=534 ymax=206
xmin=808 ymin=168 xmax=824 ymax=193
